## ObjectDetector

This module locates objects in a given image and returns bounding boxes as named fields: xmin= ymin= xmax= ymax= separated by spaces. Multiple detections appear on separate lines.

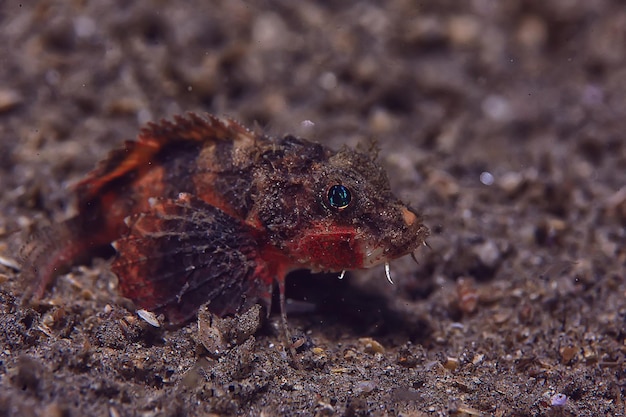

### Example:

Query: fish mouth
xmin=359 ymin=237 xmax=425 ymax=269
xmin=359 ymin=206 xmax=429 ymax=269
xmin=359 ymin=233 xmax=425 ymax=268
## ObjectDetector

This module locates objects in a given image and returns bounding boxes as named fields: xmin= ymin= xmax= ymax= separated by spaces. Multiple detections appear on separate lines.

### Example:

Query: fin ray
xmin=112 ymin=194 xmax=270 ymax=324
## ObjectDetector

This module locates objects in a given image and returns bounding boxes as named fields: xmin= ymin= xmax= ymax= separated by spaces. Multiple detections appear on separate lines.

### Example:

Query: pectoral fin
xmin=112 ymin=193 xmax=272 ymax=324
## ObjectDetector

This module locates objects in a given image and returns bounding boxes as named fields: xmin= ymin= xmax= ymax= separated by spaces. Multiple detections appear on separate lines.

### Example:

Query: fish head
xmin=256 ymin=137 xmax=429 ymax=273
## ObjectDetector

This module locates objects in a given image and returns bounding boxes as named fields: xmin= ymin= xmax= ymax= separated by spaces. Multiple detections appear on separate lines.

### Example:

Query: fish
xmin=20 ymin=113 xmax=429 ymax=325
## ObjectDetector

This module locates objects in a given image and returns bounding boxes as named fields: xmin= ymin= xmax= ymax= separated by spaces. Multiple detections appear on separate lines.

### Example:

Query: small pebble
xmin=355 ymin=380 xmax=377 ymax=395
xmin=474 ymin=240 xmax=501 ymax=269
xmin=550 ymin=393 xmax=567 ymax=407
xmin=498 ymin=171 xmax=525 ymax=195
xmin=479 ymin=171 xmax=494 ymax=186
xmin=428 ymin=169 xmax=460 ymax=199
xmin=196 ymin=306 xmax=227 ymax=355
xmin=517 ymin=15 xmax=547 ymax=50
xmin=0 ymin=88 xmax=22 ymax=113
xmin=560 ymin=345 xmax=577 ymax=363
xmin=0 ymin=254 xmax=20 ymax=271
xmin=456 ymin=277 xmax=479 ymax=314
xmin=137 ymin=309 xmax=160 ymax=327
xmin=358 ymin=337 xmax=385 ymax=354
xmin=443 ymin=357 xmax=459 ymax=371
xmin=482 ymin=94 xmax=512 ymax=121
xmin=344 ymin=348 xmax=358 ymax=360
xmin=311 ymin=347 xmax=325 ymax=355
xmin=447 ymin=15 xmax=480 ymax=46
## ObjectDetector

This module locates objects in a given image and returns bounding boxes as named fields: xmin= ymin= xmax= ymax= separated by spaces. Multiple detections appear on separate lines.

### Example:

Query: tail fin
xmin=19 ymin=216 xmax=111 ymax=302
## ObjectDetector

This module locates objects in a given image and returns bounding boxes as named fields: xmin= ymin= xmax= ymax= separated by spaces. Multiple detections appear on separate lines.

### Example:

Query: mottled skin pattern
xmin=21 ymin=113 xmax=428 ymax=324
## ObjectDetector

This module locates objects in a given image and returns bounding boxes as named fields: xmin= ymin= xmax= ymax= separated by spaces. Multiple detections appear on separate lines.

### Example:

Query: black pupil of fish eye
xmin=328 ymin=185 xmax=351 ymax=209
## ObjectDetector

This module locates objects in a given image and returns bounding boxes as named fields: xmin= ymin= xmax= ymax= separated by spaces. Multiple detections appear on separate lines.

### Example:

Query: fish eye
xmin=327 ymin=184 xmax=351 ymax=209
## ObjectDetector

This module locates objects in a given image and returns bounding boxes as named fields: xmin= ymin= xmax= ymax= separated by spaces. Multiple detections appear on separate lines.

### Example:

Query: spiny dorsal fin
xmin=139 ymin=113 xmax=255 ymax=146
xmin=75 ymin=113 xmax=256 ymax=202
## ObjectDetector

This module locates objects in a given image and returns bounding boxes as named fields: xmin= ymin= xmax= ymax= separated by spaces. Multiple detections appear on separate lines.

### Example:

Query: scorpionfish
xmin=22 ymin=113 xmax=429 ymax=324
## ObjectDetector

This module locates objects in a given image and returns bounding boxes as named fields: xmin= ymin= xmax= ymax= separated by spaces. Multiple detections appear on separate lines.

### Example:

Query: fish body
xmin=22 ymin=113 xmax=428 ymax=324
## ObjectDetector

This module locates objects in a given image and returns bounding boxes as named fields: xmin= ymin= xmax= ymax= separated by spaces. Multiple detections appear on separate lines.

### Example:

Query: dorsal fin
xmin=75 ymin=113 xmax=256 ymax=203
xmin=139 ymin=113 xmax=255 ymax=145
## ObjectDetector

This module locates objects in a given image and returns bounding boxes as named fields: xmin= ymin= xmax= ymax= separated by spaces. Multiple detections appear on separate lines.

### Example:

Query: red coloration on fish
xmin=21 ymin=113 xmax=429 ymax=324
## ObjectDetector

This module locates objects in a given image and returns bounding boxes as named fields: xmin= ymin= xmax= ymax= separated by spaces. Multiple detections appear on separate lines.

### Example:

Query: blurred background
xmin=1 ymin=1 xmax=625 ymax=416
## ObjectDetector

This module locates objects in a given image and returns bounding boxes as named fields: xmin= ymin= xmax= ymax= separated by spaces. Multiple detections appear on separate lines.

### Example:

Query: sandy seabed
xmin=1 ymin=1 xmax=625 ymax=416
